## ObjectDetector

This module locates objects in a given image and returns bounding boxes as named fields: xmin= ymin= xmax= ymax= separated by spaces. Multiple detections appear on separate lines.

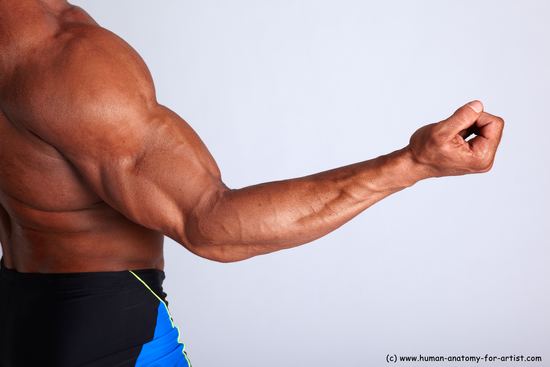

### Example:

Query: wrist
xmin=390 ymin=146 xmax=435 ymax=187
xmin=341 ymin=145 xmax=435 ymax=202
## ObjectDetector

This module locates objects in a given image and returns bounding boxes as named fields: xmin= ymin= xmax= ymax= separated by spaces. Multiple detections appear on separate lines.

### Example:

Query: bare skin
xmin=0 ymin=0 xmax=504 ymax=273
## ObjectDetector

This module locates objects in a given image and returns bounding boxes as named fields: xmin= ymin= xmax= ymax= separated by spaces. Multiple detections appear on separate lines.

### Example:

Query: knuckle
xmin=454 ymin=105 xmax=470 ymax=118
xmin=479 ymin=158 xmax=494 ymax=172
xmin=448 ymin=113 xmax=468 ymax=127
xmin=471 ymin=151 xmax=494 ymax=172
xmin=429 ymin=129 xmax=447 ymax=145
xmin=479 ymin=163 xmax=492 ymax=172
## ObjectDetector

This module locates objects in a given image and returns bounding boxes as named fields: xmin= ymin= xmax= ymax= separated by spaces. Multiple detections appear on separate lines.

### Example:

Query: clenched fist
xmin=408 ymin=101 xmax=504 ymax=177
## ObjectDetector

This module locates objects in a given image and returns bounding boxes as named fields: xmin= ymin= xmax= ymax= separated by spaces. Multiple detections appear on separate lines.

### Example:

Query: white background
xmin=68 ymin=1 xmax=550 ymax=365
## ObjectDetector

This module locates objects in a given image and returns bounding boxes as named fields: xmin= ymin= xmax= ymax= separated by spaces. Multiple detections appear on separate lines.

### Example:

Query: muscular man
xmin=0 ymin=1 xmax=504 ymax=366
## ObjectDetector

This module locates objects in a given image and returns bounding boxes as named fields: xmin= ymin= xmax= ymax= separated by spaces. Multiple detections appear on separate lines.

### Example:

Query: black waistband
xmin=0 ymin=256 xmax=166 ymax=292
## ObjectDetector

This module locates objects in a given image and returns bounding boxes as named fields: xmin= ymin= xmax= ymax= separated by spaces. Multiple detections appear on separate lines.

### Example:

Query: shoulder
xmin=23 ymin=23 xmax=159 ymax=127
xmin=3 ymin=22 xmax=162 ymax=160
xmin=52 ymin=24 xmax=157 ymax=106
xmin=4 ymin=21 xmax=157 ymax=116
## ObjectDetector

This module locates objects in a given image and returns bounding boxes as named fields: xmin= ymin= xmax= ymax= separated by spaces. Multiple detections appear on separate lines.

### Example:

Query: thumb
xmin=439 ymin=100 xmax=484 ymax=136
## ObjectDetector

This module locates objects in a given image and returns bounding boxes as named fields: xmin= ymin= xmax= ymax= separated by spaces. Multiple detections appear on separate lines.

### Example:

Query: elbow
xmin=185 ymin=238 xmax=253 ymax=263
xmin=184 ymin=221 xmax=253 ymax=263
xmin=188 ymin=241 xmax=245 ymax=263
xmin=182 ymin=188 xmax=249 ymax=263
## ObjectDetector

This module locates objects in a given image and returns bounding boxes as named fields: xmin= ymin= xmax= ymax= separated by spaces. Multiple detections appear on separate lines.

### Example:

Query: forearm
xmin=186 ymin=146 xmax=432 ymax=262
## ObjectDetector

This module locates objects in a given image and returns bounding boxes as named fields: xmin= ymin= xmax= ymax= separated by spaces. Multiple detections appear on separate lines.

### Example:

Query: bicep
xmin=73 ymin=105 xmax=227 ymax=246
xmin=22 ymin=28 xmax=227 ymax=247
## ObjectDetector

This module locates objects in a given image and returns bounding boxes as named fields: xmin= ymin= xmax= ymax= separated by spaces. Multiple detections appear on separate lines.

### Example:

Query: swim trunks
xmin=0 ymin=257 xmax=192 ymax=367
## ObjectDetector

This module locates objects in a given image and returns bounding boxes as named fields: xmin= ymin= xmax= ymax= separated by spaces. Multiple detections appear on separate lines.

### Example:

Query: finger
xmin=472 ymin=112 xmax=505 ymax=142
xmin=468 ymin=112 xmax=505 ymax=155
xmin=458 ymin=125 xmax=479 ymax=139
xmin=439 ymin=100 xmax=484 ymax=137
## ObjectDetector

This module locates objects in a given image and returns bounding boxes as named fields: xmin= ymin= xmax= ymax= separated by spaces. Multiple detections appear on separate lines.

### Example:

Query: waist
xmin=0 ymin=256 xmax=167 ymax=301
xmin=0 ymin=256 xmax=186 ymax=366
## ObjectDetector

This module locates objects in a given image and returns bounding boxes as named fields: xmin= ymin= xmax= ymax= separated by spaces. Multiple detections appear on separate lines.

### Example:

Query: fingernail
xmin=467 ymin=100 xmax=483 ymax=113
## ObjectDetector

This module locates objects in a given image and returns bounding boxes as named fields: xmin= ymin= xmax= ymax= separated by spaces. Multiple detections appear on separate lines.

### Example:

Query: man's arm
xmin=187 ymin=147 xmax=424 ymax=262
xmin=12 ymin=26 xmax=504 ymax=263
xmin=185 ymin=101 xmax=504 ymax=262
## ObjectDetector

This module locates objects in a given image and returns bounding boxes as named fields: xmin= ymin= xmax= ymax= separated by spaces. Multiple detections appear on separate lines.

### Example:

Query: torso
xmin=0 ymin=1 xmax=164 ymax=272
